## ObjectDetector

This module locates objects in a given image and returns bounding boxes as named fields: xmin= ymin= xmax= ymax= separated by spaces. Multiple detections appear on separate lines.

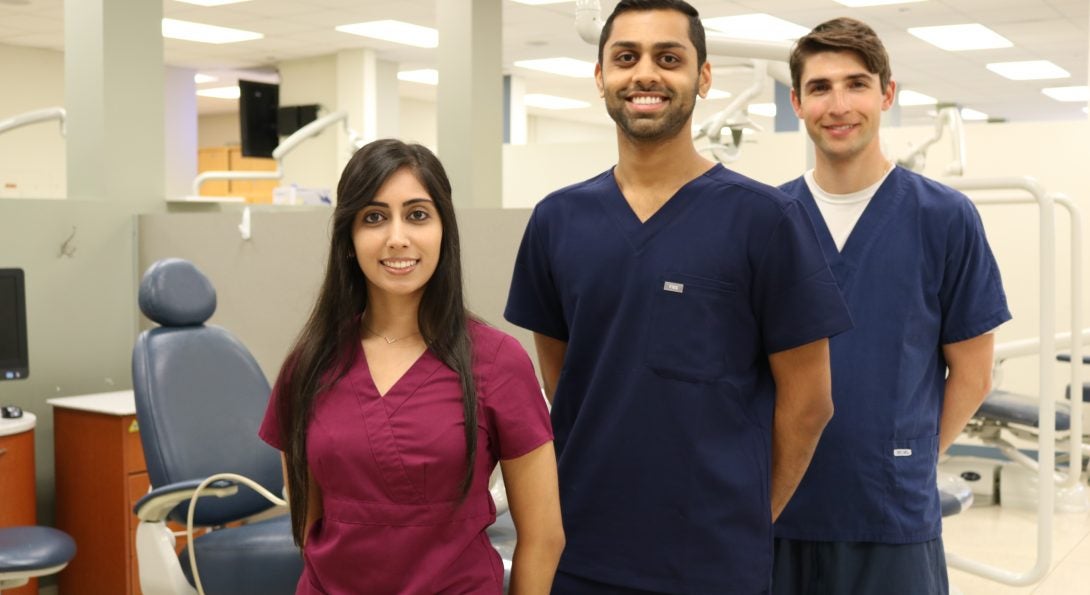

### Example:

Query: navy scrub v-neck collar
xmin=598 ymin=163 xmax=723 ymax=254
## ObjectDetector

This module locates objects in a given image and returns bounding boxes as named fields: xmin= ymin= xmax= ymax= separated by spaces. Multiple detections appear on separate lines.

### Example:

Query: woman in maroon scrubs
xmin=259 ymin=139 xmax=563 ymax=594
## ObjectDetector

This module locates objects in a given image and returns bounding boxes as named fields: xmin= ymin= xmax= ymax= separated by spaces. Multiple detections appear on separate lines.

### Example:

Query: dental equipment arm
xmin=897 ymin=104 xmax=966 ymax=176
xmin=191 ymin=110 xmax=364 ymax=196
xmin=0 ymin=107 xmax=66 ymax=137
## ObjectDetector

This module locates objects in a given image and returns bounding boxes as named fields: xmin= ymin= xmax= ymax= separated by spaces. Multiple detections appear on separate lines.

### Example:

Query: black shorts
xmin=772 ymin=538 xmax=949 ymax=595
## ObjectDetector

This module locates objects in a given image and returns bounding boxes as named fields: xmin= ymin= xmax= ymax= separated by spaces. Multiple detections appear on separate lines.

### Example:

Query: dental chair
xmin=131 ymin=258 xmax=302 ymax=595
xmin=0 ymin=526 xmax=75 ymax=594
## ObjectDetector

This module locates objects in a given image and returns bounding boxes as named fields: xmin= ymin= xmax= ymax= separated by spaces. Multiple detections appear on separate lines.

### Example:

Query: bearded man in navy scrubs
xmin=505 ymin=1 xmax=854 ymax=593
xmin=772 ymin=18 xmax=1011 ymax=595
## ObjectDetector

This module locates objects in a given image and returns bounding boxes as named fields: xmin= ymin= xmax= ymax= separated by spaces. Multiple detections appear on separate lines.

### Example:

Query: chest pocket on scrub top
xmin=644 ymin=272 xmax=741 ymax=383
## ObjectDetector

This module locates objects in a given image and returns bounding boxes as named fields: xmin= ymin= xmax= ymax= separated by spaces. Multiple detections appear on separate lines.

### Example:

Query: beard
xmin=605 ymin=82 xmax=698 ymax=143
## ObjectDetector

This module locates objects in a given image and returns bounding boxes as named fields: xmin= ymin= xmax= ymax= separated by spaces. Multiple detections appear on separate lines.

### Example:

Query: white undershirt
xmin=804 ymin=165 xmax=895 ymax=252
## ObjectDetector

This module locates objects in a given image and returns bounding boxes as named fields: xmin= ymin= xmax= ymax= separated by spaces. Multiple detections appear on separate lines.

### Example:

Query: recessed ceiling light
xmin=335 ymin=20 xmax=438 ymax=49
xmin=197 ymin=86 xmax=241 ymax=99
xmin=747 ymin=103 xmax=777 ymax=118
xmin=523 ymin=94 xmax=590 ymax=110
xmin=705 ymin=89 xmax=732 ymax=100
xmin=898 ymin=89 xmax=937 ymax=106
xmin=514 ymin=58 xmax=595 ymax=78
xmin=986 ymin=60 xmax=1070 ymax=81
xmin=1041 ymin=85 xmax=1089 ymax=102
xmin=194 ymin=73 xmax=218 ymax=84
xmin=162 ymin=19 xmax=263 ymax=44
xmin=960 ymin=107 xmax=988 ymax=121
xmin=173 ymin=0 xmax=254 ymax=6
xmin=397 ymin=69 xmax=439 ymax=85
xmin=834 ymin=0 xmax=926 ymax=6
xmin=907 ymin=24 xmax=1012 ymax=51
xmin=703 ymin=14 xmax=810 ymax=41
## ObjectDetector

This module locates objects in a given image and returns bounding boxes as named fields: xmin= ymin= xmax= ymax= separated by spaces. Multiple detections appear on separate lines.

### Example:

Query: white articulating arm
xmin=898 ymin=105 xmax=966 ymax=176
xmin=191 ymin=110 xmax=359 ymax=196
xmin=0 ymin=107 xmax=66 ymax=137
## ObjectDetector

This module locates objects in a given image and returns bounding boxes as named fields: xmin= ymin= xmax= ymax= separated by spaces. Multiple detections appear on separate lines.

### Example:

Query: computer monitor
xmin=239 ymin=80 xmax=280 ymax=158
xmin=0 ymin=268 xmax=28 ymax=380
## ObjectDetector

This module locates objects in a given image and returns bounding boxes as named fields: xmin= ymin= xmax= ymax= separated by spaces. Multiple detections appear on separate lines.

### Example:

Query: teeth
xmin=631 ymin=96 xmax=663 ymax=105
xmin=382 ymin=259 xmax=416 ymax=269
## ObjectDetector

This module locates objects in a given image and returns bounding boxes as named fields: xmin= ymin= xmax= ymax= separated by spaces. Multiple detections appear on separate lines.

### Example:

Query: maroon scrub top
xmin=259 ymin=321 xmax=553 ymax=594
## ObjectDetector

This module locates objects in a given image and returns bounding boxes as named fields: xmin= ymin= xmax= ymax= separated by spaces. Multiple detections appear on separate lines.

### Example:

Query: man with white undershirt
xmin=772 ymin=17 xmax=1012 ymax=595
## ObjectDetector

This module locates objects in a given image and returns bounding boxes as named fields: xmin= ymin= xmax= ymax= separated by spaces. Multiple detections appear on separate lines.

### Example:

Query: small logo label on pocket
xmin=663 ymin=281 xmax=684 ymax=293
xmin=893 ymin=448 xmax=912 ymax=457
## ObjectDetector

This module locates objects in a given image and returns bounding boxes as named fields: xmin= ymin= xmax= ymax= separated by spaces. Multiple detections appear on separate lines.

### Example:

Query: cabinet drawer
xmin=0 ymin=430 xmax=36 ymax=526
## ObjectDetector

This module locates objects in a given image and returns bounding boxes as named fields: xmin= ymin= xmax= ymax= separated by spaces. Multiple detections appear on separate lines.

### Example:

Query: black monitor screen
xmin=0 ymin=268 xmax=28 ymax=380
xmin=239 ymin=80 xmax=280 ymax=158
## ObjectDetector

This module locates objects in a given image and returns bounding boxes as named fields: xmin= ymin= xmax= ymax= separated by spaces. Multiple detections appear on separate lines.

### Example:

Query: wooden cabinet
xmin=0 ymin=413 xmax=39 ymax=595
xmin=197 ymin=146 xmax=278 ymax=204
xmin=46 ymin=391 xmax=196 ymax=595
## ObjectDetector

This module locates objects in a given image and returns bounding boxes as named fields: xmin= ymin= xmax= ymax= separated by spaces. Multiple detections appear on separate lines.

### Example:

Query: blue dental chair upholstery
xmin=132 ymin=258 xmax=302 ymax=595
xmin=0 ymin=526 xmax=75 ymax=593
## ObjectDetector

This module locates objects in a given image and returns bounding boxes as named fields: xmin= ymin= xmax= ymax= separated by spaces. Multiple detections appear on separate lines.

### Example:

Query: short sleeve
xmin=258 ymin=375 xmax=286 ymax=451
xmin=753 ymin=200 xmax=853 ymax=353
xmin=504 ymin=208 xmax=569 ymax=341
xmin=482 ymin=336 xmax=554 ymax=461
xmin=939 ymin=200 xmax=1011 ymax=344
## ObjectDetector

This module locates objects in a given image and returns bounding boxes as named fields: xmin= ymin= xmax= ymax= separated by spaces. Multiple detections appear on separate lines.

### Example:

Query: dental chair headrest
xmin=138 ymin=258 xmax=217 ymax=327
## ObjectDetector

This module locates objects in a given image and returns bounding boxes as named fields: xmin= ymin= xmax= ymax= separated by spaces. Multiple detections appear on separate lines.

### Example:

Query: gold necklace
xmin=362 ymin=323 xmax=420 ymax=344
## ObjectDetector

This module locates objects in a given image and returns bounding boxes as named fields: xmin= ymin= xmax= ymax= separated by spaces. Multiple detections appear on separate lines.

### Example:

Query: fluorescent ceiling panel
xmin=703 ymin=14 xmax=810 ymax=41
xmin=986 ymin=60 xmax=1070 ymax=81
xmin=1041 ymin=85 xmax=1088 ymax=102
xmin=335 ymin=20 xmax=438 ymax=48
xmin=398 ymin=69 xmax=439 ymax=85
xmin=162 ymin=19 xmax=262 ymax=44
xmin=834 ymin=0 xmax=926 ymax=6
xmin=705 ymin=89 xmax=732 ymax=100
xmin=747 ymin=103 xmax=777 ymax=118
xmin=193 ymin=73 xmax=218 ymax=84
xmin=197 ymin=86 xmax=241 ymax=99
xmin=514 ymin=57 xmax=595 ymax=78
xmin=907 ymin=24 xmax=1012 ymax=51
xmin=959 ymin=107 xmax=988 ymax=121
xmin=173 ymin=0 xmax=254 ymax=6
xmin=898 ymin=89 xmax=936 ymax=106
xmin=523 ymin=94 xmax=590 ymax=110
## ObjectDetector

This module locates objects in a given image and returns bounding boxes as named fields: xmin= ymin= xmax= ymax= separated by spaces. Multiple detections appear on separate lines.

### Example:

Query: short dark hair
xmin=789 ymin=17 xmax=891 ymax=96
xmin=597 ymin=0 xmax=707 ymax=67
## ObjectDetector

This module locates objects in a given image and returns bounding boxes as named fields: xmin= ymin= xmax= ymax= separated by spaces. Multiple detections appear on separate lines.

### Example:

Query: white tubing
xmin=186 ymin=474 xmax=288 ymax=595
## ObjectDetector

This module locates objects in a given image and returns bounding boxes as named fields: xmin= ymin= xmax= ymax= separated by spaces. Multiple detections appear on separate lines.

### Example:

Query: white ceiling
xmin=0 ymin=0 xmax=1086 ymax=128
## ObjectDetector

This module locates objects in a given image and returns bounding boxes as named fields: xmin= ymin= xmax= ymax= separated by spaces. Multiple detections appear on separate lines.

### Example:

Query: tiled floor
xmin=944 ymin=499 xmax=1090 ymax=594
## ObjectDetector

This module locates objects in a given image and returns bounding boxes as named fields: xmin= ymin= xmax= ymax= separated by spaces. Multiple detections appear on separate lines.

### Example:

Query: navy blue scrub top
xmin=775 ymin=166 xmax=1011 ymax=544
xmin=505 ymin=164 xmax=853 ymax=594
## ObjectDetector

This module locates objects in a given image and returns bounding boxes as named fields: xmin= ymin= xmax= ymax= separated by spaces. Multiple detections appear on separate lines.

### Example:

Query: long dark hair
xmin=276 ymin=139 xmax=477 ymax=546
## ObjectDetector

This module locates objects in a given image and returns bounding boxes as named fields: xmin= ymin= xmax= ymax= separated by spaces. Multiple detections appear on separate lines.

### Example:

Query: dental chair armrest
xmin=133 ymin=479 xmax=238 ymax=522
